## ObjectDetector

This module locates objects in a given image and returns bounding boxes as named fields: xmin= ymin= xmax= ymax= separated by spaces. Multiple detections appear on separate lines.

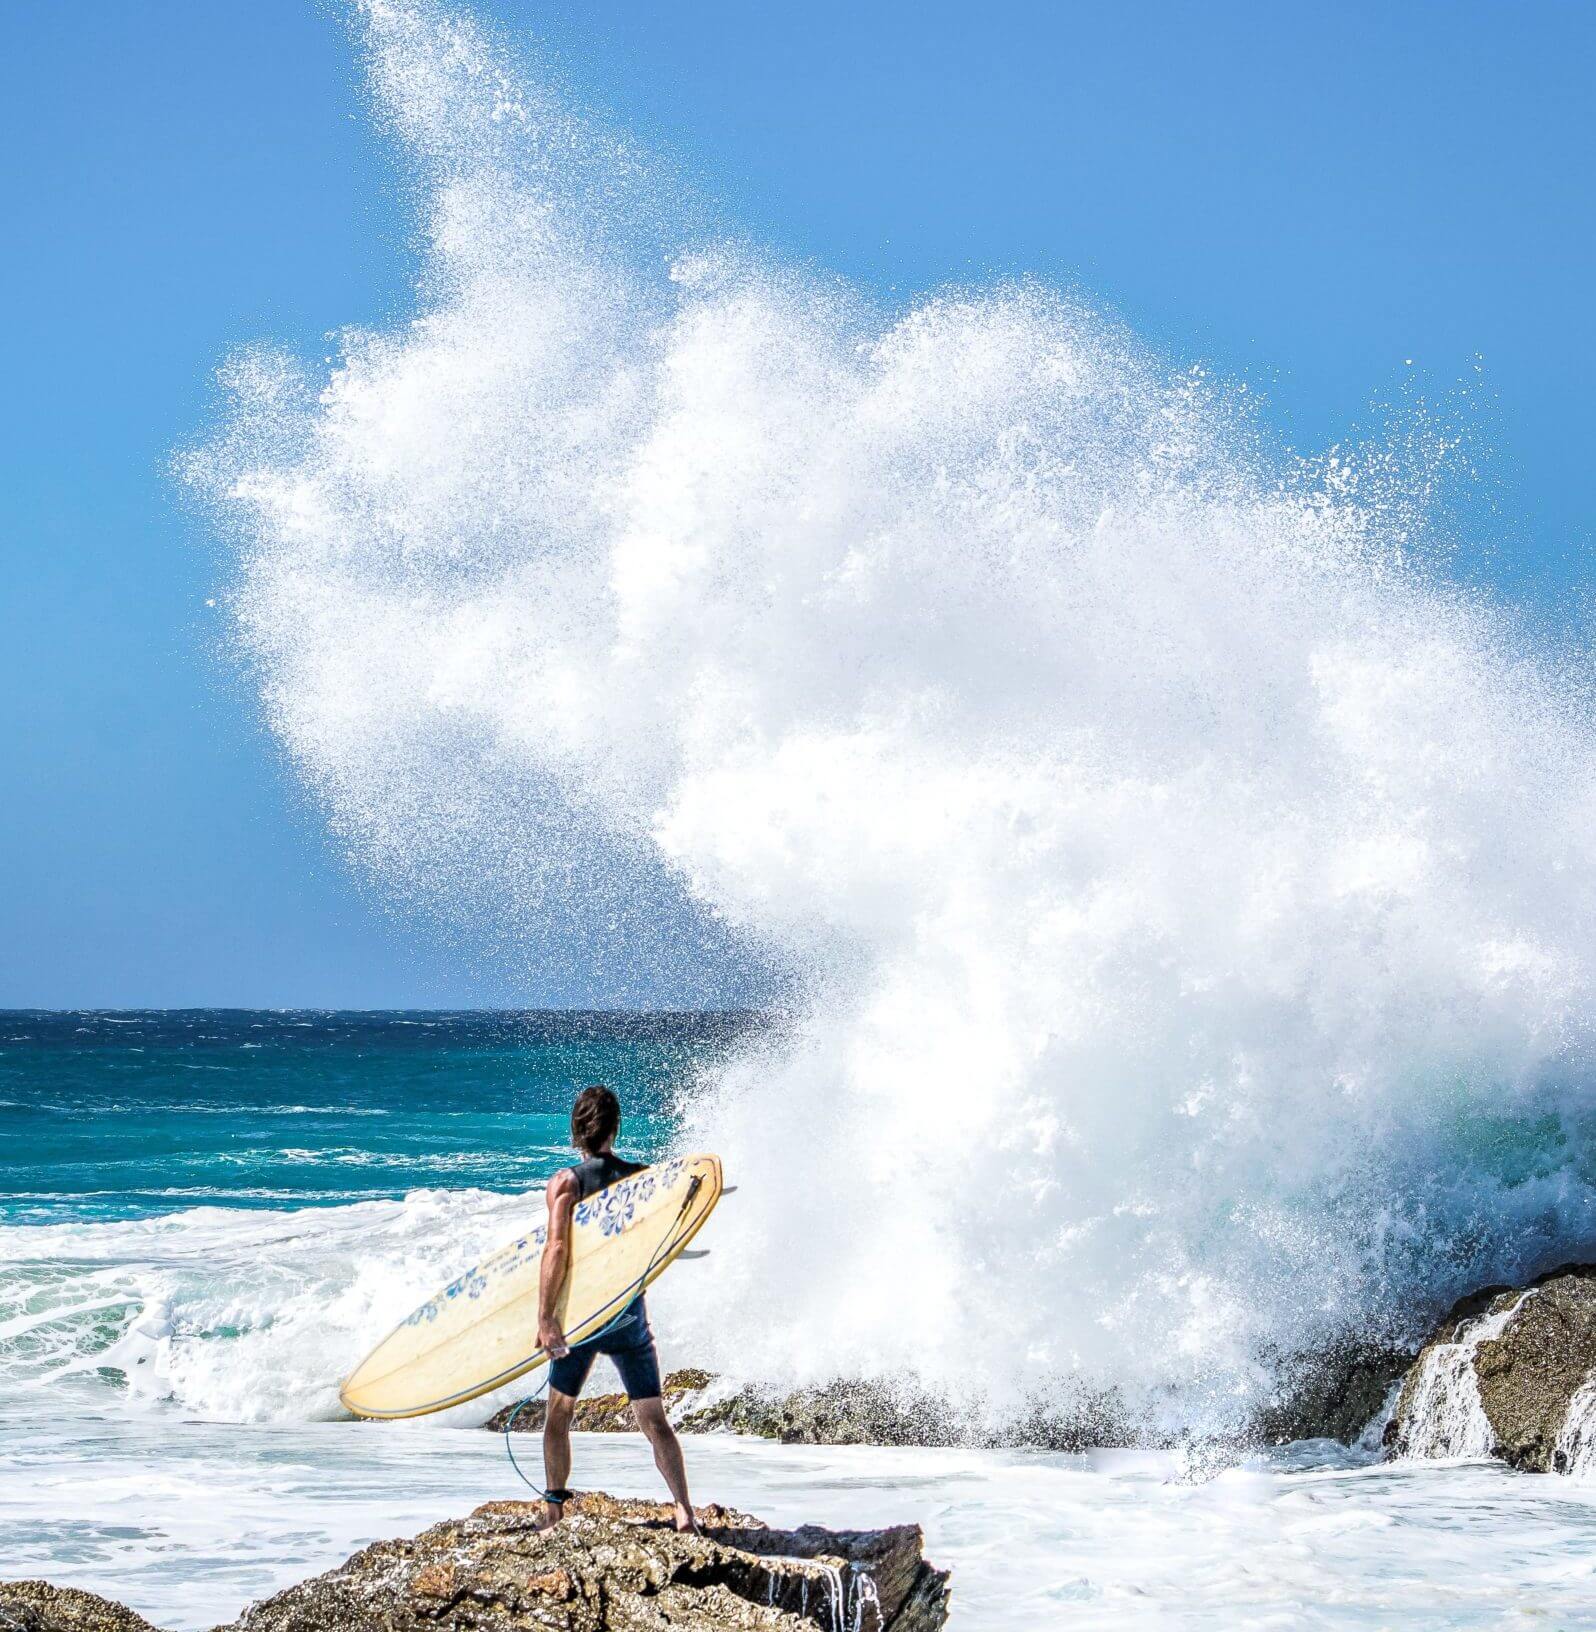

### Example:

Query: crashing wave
xmin=182 ymin=0 xmax=1596 ymax=1434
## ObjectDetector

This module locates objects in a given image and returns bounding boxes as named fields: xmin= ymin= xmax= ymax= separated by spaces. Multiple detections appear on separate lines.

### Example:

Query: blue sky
xmin=2 ymin=0 xmax=1591 ymax=1007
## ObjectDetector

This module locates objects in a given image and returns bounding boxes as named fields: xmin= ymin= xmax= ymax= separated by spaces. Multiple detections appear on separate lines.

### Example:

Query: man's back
xmin=566 ymin=1150 xmax=645 ymax=1202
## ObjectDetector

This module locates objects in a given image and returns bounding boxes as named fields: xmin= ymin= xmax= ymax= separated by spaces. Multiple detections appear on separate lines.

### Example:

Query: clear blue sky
xmin=2 ymin=0 xmax=1591 ymax=1008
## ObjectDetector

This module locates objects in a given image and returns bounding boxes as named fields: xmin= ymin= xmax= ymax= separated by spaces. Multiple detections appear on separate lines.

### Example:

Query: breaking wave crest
xmin=0 ymin=1191 xmax=529 ymax=1423
xmin=186 ymin=0 xmax=1596 ymax=1434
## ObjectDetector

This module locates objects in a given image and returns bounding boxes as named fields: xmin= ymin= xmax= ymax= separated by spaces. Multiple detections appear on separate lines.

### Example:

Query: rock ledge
xmin=0 ymin=1494 xmax=949 ymax=1632
xmin=1384 ymin=1263 xmax=1596 ymax=1472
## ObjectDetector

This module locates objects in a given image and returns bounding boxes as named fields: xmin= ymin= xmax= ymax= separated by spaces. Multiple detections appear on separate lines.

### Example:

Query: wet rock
xmin=487 ymin=1355 xmax=1411 ymax=1452
xmin=483 ymin=1369 xmax=714 ymax=1433
xmin=492 ymin=1370 xmax=1129 ymax=1452
xmin=1473 ymin=1267 xmax=1596 ymax=1471
xmin=214 ymin=1494 xmax=950 ymax=1631
xmin=484 ymin=1371 xmax=958 ymax=1447
xmin=1383 ymin=1264 xmax=1596 ymax=1472
xmin=4 ymin=1500 xmax=949 ymax=1632
xmin=1252 ymin=1340 xmax=1415 ymax=1446
xmin=678 ymin=1380 xmax=965 ymax=1448
xmin=3 ymin=1501 xmax=946 ymax=1632
xmin=0 ymin=1582 xmax=162 ymax=1632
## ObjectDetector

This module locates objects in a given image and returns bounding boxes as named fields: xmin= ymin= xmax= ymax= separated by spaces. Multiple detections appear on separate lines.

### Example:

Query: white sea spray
xmin=0 ymin=1190 xmax=531 ymax=1423
xmin=1390 ymin=1290 xmax=1534 ymax=1461
xmin=1554 ymin=1371 xmax=1596 ymax=1476
xmin=181 ymin=0 xmax=1596 ymax=1435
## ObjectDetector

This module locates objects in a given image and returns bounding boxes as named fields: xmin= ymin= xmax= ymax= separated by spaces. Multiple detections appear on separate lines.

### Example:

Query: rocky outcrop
xmin=218 ymin=1496 xmax=947 ymax=1632
xmin=0 ymin=1582 xmax=162 ymax=1632
xmin=493 ymin=1371 xmax=1127 ymax=1451
xmin=485 ymin=1372 xmax=966 ymax=1446
xmin=484 ymin=1370 xmax=716 ymax=1433
xmin=2 ymin=1498 xmax=949 ymax=1632
xmin=1251 ymin=1340 xmax=1414 ymax=1447
xmin=1384 ymin=1264 xmax=1596 ymax=1472
xmin=678 ymin=1381 xmax=967 ymax=1449
xmin=687 ymin=1380 xmax=1134 ymax=1452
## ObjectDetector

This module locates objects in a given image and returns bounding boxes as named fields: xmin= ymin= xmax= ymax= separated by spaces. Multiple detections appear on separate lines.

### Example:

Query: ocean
xmin=0 ymin=1010 xmax=738 ymax=1226
xmin=6 ymin=1011 xmax=1596 ymax=1630
xmin=41 ymin=0 xmax=1596 ymax=1621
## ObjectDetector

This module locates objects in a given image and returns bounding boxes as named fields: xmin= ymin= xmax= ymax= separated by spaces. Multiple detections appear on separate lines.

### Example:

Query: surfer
xmin=535 ymin=1084 xmax=701 ymax=1534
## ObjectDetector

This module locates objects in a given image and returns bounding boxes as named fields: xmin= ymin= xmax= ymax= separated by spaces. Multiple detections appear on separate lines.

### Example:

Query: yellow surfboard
xmin=340 ymin=1153 xmax=723 ymax=1419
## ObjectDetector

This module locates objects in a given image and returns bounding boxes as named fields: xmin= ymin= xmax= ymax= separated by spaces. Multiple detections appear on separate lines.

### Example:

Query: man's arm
xmin=537 ymin=1169 xmax=578 ymax=1358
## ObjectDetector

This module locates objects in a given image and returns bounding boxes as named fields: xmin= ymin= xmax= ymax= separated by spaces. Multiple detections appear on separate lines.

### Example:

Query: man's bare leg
xmin=631 ymin=1396 xmax=699 ymax=1533
xmin=538 ymin=1390 xmax=577 ymax=1529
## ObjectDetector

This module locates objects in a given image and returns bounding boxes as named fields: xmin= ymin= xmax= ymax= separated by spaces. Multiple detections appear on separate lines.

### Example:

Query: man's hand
xmin=538 ymin=1318 xmax=570 ymax=1359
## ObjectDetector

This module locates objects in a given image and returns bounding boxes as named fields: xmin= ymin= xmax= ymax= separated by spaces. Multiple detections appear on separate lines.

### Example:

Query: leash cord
xmin=501 ymin=1178 xmax=703 ymax=1497
xmin=502 ymin=1379 xmax=552 ymax=1494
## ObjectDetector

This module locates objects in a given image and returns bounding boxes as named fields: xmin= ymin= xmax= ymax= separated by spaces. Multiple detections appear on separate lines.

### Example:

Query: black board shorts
xmin=547 ymin=1296 xmax=662 ymax=1401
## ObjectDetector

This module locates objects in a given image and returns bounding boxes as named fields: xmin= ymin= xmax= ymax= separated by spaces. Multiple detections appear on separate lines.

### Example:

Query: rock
xmin=678 ymin=1380 xmax=965 ymax=1448
xmin=1251 ymin=1340 xmax=1414 ymax=1446
xmin=486 ymin=1355 xmax=1412 ymax=1453
xmin=492 ymin=1370 xmax=1127 ymax=1451
xmin=484 ymin=1369 xmax=714 ymax=1433
xmin=3 ymin=1499 xmax=949 ymax=1632
xmin=484 ymin=1371 xmax=960 ymax=1447
xmin=1475 ymin=1269 xmax=1596 ymax=1471
xmin=0 ymin=1582 xmax=162 ymax=1632
xmin=214 ymin=1494 xmax=949 ymax=1632
xmin=1384 ymin=1264 xmax=1596 ymax=1472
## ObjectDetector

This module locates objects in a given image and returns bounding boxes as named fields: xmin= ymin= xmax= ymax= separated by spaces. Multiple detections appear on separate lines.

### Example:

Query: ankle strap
xmin=542 ymin=1488 xmax=573 ymax=1504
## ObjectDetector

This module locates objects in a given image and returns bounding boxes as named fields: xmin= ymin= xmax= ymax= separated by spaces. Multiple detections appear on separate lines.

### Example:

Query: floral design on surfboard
xmin=400 ymin=1158 xmax=692 ymax=1326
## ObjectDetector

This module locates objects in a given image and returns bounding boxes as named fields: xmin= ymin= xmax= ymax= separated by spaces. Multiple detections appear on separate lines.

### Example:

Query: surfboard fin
xmin=678 ymin=1249 xmax=712 ymax=1260
xmin=721 ymin=1186 xmax=739 ymax=1195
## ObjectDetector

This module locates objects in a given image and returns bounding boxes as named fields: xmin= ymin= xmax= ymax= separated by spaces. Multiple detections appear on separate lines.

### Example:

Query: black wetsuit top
xmin=567 ymin=1150 xmax=645 ymax=1201
xmin=557 ymin=1150 xmax=653 ymax=1365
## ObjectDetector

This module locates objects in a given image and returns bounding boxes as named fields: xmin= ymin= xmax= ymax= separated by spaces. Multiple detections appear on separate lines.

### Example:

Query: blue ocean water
xmin=0 ymin=1008 xmax=755 ymax=1432
xmin=0 ymin=1010 xmax=753 ymax=1224
xmin=4 ymin=1013 xmax=1596 ymax=1632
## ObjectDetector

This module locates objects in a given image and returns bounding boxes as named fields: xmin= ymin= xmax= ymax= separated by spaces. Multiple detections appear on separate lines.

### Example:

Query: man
xmin=535 ymin=1083 xmax=699 ymax=1533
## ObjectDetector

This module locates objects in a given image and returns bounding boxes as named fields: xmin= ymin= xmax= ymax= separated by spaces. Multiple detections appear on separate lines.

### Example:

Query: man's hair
xmin=571 ymin=1084 xmax=621 ymax=1156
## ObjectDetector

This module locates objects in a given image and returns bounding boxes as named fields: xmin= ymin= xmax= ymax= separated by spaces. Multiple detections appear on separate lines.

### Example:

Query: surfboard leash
xmin=501 ymin=1175 xmax=706 ymax=1498
xmin=501 ymin=1379 xmax=553 ymax=1495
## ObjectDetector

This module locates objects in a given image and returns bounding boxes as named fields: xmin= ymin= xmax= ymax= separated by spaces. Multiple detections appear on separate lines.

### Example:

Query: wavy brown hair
xmin=571 ymin=1083 xmax=621 ymax=1156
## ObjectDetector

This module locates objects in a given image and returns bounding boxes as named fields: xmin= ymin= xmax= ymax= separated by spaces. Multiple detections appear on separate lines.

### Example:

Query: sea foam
xmin=186 ymin=0 xmax=1596 ymax=1434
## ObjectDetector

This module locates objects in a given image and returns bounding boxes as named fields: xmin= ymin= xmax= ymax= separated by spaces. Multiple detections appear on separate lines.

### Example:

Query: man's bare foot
xmin=673 ymin=1504 xmax=701 ymax=1535
xmin=534 ymin=1499 xmax=564 ymax=1532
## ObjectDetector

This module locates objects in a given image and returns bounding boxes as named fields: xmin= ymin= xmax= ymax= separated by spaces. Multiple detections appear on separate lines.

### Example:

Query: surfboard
xmin=339 ymin=1152 xmax=723 ymax=1419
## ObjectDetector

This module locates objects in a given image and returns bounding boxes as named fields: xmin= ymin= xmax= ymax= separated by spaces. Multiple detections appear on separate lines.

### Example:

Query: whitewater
xmin=9 ymin=0 xmax=1596 ymax=1622
xmin=180 ymin=0 xmax=1596 ymax=1435
xmin=7 ymin=1015 xmax=1596 ymax=1629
